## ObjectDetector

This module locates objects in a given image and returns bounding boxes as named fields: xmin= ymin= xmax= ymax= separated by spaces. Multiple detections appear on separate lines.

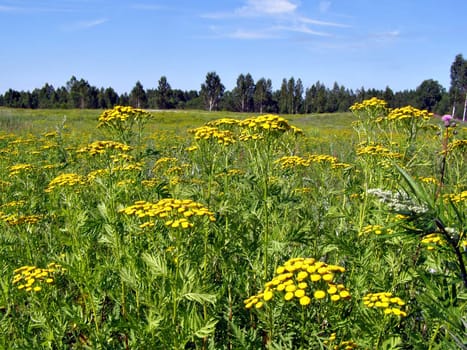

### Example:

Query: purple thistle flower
xmin=442 ymin=114 xmax=453 ymax=127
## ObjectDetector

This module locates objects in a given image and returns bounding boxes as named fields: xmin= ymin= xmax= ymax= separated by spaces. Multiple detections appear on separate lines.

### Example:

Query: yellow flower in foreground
xmin=245 ymin=257 xmax=350 ymax=309
xmin=314 ymin=290 xmax=326 ymax=299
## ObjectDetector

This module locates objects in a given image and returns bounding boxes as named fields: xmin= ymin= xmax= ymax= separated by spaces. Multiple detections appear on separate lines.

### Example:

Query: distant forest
xmin=2 ymin=54 xmax=467 ymax=118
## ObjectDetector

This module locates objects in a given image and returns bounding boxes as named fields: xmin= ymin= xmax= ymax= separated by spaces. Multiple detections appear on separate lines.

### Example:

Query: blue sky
xmin=1 ymin=0 xmax=466 ymax=95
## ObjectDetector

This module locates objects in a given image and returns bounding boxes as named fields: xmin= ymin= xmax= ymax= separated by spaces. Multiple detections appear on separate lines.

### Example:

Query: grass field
xmin=0 ymin=103 xmax=466 ymax=349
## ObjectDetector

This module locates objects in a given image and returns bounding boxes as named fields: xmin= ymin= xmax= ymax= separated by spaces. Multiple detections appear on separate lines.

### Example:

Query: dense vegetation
xmin=2 ymin=54 xmax=467 ymax=117
xmin=0 ymin=102 xmax=466 ymax=348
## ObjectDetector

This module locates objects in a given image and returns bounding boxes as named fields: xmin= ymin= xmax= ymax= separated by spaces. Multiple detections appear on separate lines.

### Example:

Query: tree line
xmin=1 ymin=54 xmax=466 ymax=117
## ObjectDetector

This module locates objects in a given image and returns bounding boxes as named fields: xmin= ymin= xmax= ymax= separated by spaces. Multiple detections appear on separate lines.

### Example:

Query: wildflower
xmin=97 ymin=105 xmax=152 ymax=128
xmin=367 ymin=188 xmax=428 ymax=214
xmin=76 ymin=140 xmax=132 ymax=155
xmin=441 ymin=114 xmax=453 ymax=127
xmin=299 ymin=296 xmax=311 ymax=306
xmin=245 ymin=257 xmax=350 ymax=309
xmin=119 ymin=198 xmax=216 ymax=229
xmin=188 ymin=126 xmax=236 ymax=145
xmin=359 ymin=224 xmax=394 ymax=236
xmin=363 ymin=292 xmax=407 ymax=317
xmin=387 ymin=106 xmax=432 ymax=122
xmin=45 ymin=173 xmax=87 ymax=193
xmin=12 ymin=263 xmax=64 ymax=293
xmin=444 ymin=190 xmax=467 ymax=204
xmin=314 ymin=290 xmax=326 ymax=299
xmin=238 ymin=114 xmax=303 ymax=134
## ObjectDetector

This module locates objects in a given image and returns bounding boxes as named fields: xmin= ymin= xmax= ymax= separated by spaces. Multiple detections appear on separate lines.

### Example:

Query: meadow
xmin=0 ymin=101 xmax=466 ymax=349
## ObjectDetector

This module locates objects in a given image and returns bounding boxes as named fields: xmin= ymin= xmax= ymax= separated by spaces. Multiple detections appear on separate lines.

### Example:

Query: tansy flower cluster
xmin=45 ymin=173 xmax=87 ymax=193
xmin=421 ymin=233 xmax=445 ymax=251
xmin=349 ymin=97 xmax=387 ymax=113
xmin=76 ymin=140 xmax=132 ymax=155
xmin=363 ymin=292 xmax=407 ymax=317
xmin=12 ymin=263 xmax=65 ymax=293
xmin=275 ymin=154 xmax=339 ymax=169
xmin=119 ymin=198 xmax=216 ymax=229
xmin=447 ymin=139 xmax=467 ymax=152
xmin=387 ymin=106 xmax=432 ymax=122
xmin=1 ymin=213 xmax=42 ymax=226
xmin=8 ymin=163 xmax=34 ymax=177
xmin=206 ymin=118 xmax=240 ymax=127
xmin=188 ymin=126 xmax=236 ymax=145
xmin=356 ymin=143 xmax=402 ymax=159
xmin=443 ymin=190 xmax=467 ymax=204
xmin=244 ymin=258 xmax=350 ymax=310
xmin=324 ymin=334 xmax=358 ymax=350
xmin=97 ymin=105 xmax=152 ymax=128
xmin=418 ymin=176 xmax=438 ymax=185
xmin=238 ymin=114 xmax=303 ymax=134
xmin=359 ymin=224 xmax=394 ymax=236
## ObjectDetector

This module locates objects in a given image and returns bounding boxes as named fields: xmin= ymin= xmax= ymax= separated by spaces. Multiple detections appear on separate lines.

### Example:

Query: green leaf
xmin=194 ymin=318 xmax=218 ymax=338
xmin=394 ymin=163 xmax=433 ymax=210
xmin=142 ymin=253 xmax=168 ymax=277
xmin=182 ymin=292 xmax=216 ymax=305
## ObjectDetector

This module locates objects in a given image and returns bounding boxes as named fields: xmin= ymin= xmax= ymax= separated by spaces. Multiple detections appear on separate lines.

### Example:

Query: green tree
xmin=156 ymin=76 xmax=173 ymax=109
xmin=66 ymin=76 xmax=92 ymax=109
xmin=449 ymin=53 xmax=467 ymax=120
xmin=293 ymin=78 xmax=304 ymax=114
xmin=415 ymin=79 xmax=444 ymax=112
xmin=233 ymin=73 xmax=255 ymax=112
xmin=129 ymin=81 xmax=147 ymax=108
xmin=253 ymin=78 xmax=273 ymax=113
xmin=200 ymin=72 xmax=224 ymax=111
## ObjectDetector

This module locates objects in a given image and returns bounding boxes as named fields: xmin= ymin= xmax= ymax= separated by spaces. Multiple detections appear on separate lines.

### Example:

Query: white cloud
xmin=236 ymin=0 xmax=298 ymax=16
xmin=274 ymin=24 xmax=331 ymax=37
xmin=298 ymin=16 xmax=350 ymax=28
xmin=229 ymin=28 xmax=279 ymax=39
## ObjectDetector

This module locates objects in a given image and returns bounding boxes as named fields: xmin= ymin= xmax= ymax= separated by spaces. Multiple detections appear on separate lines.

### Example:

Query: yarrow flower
xmin=367 ymin=188 xmax=429 ymax=215
xmin=119 ymin=198 xmax=216 ymax=229
xmin=244 ymin=257 xmax=350 ymax=310
xmin=12 ymin=262 xmax=65 ymax=293
xmin=363 ymin=292 xmax=407 ymax=317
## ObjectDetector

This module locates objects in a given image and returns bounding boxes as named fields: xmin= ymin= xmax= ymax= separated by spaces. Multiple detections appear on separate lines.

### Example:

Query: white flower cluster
xmin=367 ymin=188 xmax=428 ymax=214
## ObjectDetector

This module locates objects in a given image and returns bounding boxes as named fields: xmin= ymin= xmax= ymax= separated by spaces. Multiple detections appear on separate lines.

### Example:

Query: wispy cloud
xmin=298 ymin=16 xmax=350 ymax=28
xmin=63 ymin=18 xmax=108 ymax=31
xmin=235 ymin=0 xmax=298 ymax=16
xmin=203 ymin=0 xmax=350 ymax=40
xmin=0 ymin=4 xmax=71 ymax=13
xmin=229 ymin=28 xmax=279 ymax=39
xmin=273 ymin=24 xmax=331 ymax=37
